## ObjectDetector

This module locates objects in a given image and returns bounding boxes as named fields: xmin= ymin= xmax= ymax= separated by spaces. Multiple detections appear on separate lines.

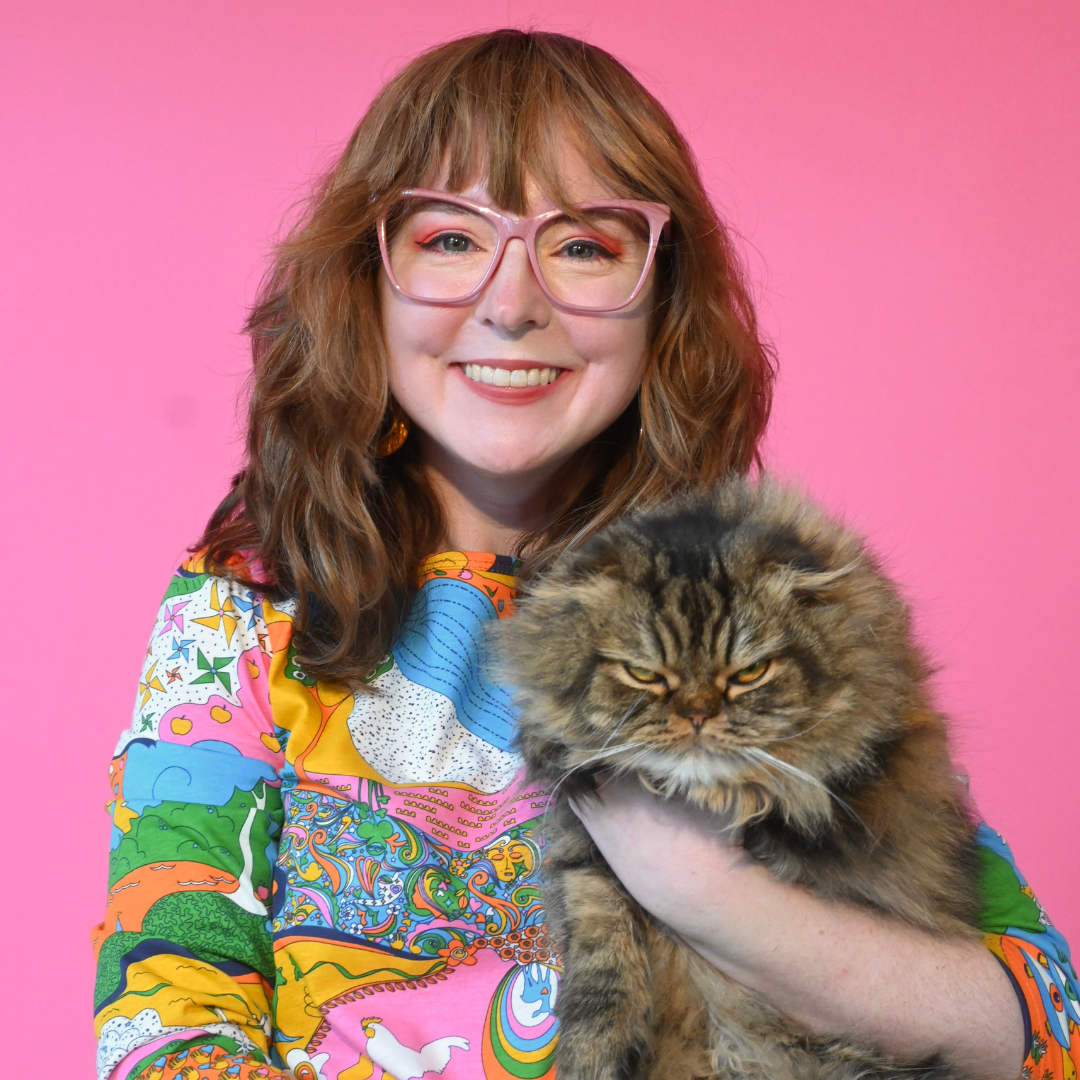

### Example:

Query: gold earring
xmin=375 ymin=407 xmax=410 ymax=457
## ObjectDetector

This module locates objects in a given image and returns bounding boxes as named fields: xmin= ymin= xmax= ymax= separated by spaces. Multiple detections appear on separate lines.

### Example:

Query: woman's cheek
xmin=570 ymin=351 xmax=648 ymax=426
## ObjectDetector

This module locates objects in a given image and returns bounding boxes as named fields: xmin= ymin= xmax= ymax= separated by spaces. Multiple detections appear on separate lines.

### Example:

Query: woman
xmin=93 ymin=30 xmax=1075 ymax=1080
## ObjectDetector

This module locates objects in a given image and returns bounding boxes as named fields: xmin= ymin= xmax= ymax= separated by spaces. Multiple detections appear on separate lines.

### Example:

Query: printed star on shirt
xmin=192 ymin=582 xmax=239 ymax=645
xmin=167 ymin=636 xmax=195 ymax=662
xmin=166 ymin=666 xmax=182 ymax=683
xmin=156 ymin=599 xmax=191 ymax=637
xmin=138 ymin=661 xmax=166 ymax=708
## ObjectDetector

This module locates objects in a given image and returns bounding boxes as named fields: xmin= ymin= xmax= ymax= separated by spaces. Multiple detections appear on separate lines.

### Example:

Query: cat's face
xmin=576 ymin=564 xmax=829 ymax=788
xmin=502 ymin=480 xmax=924 ymax=820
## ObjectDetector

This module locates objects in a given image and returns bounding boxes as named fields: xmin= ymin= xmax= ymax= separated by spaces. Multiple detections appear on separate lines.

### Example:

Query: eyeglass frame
xmin=376 ymin=188 xmax=672 ymax=315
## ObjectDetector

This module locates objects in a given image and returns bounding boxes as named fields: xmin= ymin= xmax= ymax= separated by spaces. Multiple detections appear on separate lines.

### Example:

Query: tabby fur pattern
xmin=497 ymin=477 xmax=980 ymax=1080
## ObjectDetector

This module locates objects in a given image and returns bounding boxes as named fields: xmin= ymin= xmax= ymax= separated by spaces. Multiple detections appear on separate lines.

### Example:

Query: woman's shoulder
xmin=118 ymin=551 xmax=294 ymax=757
xmin=148 ymin=548 xmax=298 ymax=665
xmin=156 ymin=549 xmax=296 ymax=625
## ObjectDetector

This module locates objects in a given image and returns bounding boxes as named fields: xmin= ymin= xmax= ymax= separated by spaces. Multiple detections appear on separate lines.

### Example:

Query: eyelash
xmin=419 ymin=232 xmax=479 ymax=252
xmin=556 ymin=238 xmax=617 ymax=261
xmin=418 ymin=239 xmax=618 ymax=261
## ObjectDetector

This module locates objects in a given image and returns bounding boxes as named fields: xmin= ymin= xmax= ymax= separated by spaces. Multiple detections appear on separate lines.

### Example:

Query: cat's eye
xmin=624 ymin=663 xmax=664 ymax=685
xmin=732 ymin=659 xmax=771 ymax=685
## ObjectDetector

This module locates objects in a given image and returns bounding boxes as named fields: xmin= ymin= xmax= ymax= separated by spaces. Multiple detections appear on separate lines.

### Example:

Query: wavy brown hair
xmin=198 ymin=29 xmax=776 ymax=686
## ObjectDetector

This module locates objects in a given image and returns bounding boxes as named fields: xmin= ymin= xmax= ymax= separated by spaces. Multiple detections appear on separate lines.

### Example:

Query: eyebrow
xmin=412 ymin=199 xmax=483 ymax=215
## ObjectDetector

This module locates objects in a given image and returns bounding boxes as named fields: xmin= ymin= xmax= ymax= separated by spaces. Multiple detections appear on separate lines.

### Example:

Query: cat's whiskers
xmin=743 ymin=747 xmax=879 ymax=845
xmin=597 ymin=693 xmax=650 ymax=751
xmin=542 ymin=768 xmax=587 ymax=807
xmin=608 ymin=743 xmax=666 ymax=787
xmin=622 ymin=741 xmax=665 ymax=771
xmin=547 ymin=694 xmax=652 ymax=796
xmin=569 ymin=741 xmax=643 ymax=771
xmin=543 ymin=739 xmax=648 ymax=804
xmin=760 ymin=708 xmax=835 ymax=745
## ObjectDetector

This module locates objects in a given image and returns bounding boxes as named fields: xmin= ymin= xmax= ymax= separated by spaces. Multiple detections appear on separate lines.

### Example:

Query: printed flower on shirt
xmin=437 ymin=939 xmax=481 ymax=969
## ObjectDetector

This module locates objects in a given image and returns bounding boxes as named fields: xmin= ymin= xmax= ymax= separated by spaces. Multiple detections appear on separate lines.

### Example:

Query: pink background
xmin=2 ymin=2 xmax=1077 ymax=1073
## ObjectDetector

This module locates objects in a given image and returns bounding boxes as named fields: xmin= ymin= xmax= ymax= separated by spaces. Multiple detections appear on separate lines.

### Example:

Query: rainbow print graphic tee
xmin=93 ymin=553 xmax=1079 ymax=1080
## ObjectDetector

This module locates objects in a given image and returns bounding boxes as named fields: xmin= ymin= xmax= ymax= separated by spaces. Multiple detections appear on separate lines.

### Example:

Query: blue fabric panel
xmin=394 ymin=577 xmax=518 ymax=751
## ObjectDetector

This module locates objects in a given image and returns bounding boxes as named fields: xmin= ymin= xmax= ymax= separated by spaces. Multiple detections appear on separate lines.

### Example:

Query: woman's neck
xmin=419 ymin=437 xmax=559 ymax=556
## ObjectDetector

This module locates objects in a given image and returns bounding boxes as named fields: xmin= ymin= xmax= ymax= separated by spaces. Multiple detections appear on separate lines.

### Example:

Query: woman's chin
xmin=442 ymin=440 xmax=572 ymax=480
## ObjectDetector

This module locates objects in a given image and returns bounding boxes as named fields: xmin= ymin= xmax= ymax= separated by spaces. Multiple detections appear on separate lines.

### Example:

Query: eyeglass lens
xmin=384 ymin=198 xmax=653 ymax=309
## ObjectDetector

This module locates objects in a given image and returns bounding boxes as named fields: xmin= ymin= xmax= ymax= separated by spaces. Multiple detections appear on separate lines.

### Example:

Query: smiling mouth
xmin=461 ymin=363 xmax=564 ymax=388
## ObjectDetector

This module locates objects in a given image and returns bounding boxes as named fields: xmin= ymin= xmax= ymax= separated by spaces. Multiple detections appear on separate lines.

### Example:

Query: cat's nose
xmin=686 ymin=713 xmax=709 ymax=730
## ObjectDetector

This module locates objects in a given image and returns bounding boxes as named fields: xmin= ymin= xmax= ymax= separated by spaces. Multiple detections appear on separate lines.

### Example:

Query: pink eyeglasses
xmin=377 ymin=189 xmax=671 ymax=314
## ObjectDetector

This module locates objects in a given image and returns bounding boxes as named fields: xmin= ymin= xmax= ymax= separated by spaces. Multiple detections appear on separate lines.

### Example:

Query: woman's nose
xmin=473 ymin=238 xmax=552 ymax=333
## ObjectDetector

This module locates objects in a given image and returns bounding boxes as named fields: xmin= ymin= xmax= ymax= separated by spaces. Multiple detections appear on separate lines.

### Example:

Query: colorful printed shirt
xmin=93 ymin=552 xmax=1080 ymax=1080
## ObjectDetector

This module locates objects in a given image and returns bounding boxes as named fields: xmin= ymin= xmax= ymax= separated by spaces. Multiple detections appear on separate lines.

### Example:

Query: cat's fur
xmin=497 ymin=477 xmax=980 ymax=1080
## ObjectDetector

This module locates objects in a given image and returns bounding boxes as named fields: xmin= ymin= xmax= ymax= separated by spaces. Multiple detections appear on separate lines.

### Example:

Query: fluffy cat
xmin=497 ymin=477 xmax=980 ymax=1080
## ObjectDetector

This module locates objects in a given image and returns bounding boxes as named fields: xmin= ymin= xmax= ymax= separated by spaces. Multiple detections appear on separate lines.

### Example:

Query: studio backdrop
xmin=1 ymin=3 xmax=1077 ymax=1076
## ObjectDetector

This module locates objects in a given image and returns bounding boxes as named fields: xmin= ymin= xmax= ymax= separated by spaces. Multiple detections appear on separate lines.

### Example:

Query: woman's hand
xmin=570 ymin=774 xmax=1024 ymax=1080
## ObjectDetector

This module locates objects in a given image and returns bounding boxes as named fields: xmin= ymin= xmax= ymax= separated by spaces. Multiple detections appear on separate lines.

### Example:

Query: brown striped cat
xmin=497 ymin=477 xmax=979 ymax=1080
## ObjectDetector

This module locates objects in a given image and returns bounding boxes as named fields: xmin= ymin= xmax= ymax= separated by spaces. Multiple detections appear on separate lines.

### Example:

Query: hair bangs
xmin=377 ymin=32 xmax=666 ymax=215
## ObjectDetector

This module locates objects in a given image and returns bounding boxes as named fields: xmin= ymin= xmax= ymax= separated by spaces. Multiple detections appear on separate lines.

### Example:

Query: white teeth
xmin=462 ymin=364 xmax=561 ymax=387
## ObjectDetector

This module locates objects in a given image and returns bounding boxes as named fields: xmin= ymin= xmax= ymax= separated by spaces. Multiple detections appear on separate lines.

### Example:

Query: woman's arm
xmin=94 ymin=559 xmax=290 ymax=1080
xmin=571 ymin=775 xmax=1025 ymax=1080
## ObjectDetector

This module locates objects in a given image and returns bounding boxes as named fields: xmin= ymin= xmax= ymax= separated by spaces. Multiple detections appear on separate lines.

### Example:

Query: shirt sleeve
xmin=975 ymin=823 xmax=1080 ymax=1080
xmin=92 ymin=558 xmax=292 ymax=1080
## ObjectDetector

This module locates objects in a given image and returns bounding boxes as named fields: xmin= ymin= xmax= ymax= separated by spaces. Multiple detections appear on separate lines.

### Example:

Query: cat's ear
xmin=565 ymin=526 xmax=653 ymax=585
xmin=613 ymin=531 xmax=657 ymax=583
xmin=754 ymin=524 xmax=859 ymax=604
xmin=756 ymin=527 xmax=830 ymax=574
xmin=781 ymin=563 xmax=858 ymax=605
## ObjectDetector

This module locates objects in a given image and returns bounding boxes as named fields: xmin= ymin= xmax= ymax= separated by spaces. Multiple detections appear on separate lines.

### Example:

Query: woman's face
xmin=379 ymin=141 xmax=655 ymax=483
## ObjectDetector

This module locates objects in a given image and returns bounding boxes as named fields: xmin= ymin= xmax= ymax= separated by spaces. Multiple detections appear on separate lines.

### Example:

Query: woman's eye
xmin=625 ymin=663 xmax=663 ymax=684
xmin=560 ymin=239 xmax=614 ymax=261
xmin=421 ymin=233 xmax=474 ymax=253
xmin=731 ymin=660 xmax=771 ymax=685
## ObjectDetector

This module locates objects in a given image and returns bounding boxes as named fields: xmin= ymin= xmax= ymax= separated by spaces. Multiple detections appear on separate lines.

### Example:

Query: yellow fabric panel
xmin=261 ymin=598 xmax=292 ymax=627
xmin=338 ymin=1055 xmax=376 ymax=1080
xmin=982 ymin=931 xmax=1007 ymax=964
xmin=264 ymin=608 xmax=390 ymax=783
xmin=297 ymin=695 xmax=391 ymax=784
xmin=418 ymin=551 xmax=470 ymax=576
xmin=95 ymin=953 xmax=272 ymax=1055
xmin=273 ymin=937 xmax=444 ymax=1049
